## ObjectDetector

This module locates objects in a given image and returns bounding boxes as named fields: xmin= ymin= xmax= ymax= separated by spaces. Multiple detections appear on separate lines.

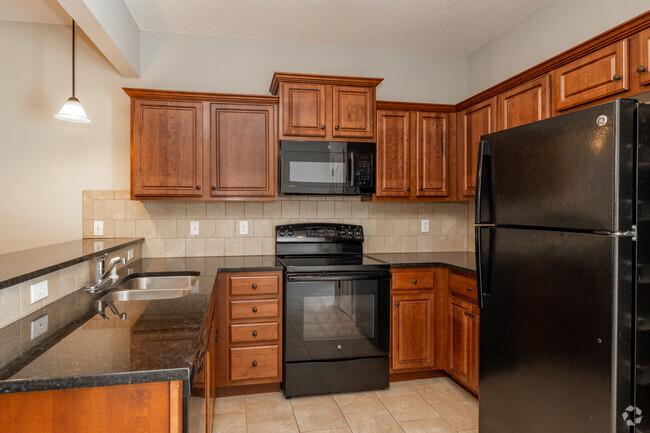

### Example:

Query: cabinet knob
xmin=214 ymin=336 xmax=219 ymax=342
xmin=612 ymin=74 xmax=622 ymax=81
xmin=638 ymin=66 xmax=648 ymax=73
xmin=252 ymin=284 xmax=257 ymax=289
xmin=395 ymin=302 xmax=400 ymax=307
xmin=320 ymin=125 xmax=325 ymax=130
xmin=212 ymin=186 xmax=217 ymax=190
xmin=196 ymin=185 xmax=201 ymax=190
xmin=252 ymin=361 xmax=258 ymax=367
xmin=413 ymin=279 xmax=417 ymax=284
xmin=252 ymin=307 xmax=258 ymax=313
xmin=419 ymin=187 xmax=423 ymax=191
xmin=335 ymin=125 xmax=340 ymax=130
xmin=464 ymin=311 xmax=469 ymax=316
xmin=406 ymin=187 xmax=411 ymax=191
xmin=467 ymin=286 xmax=473 ymax=291
xmin=252 ymin=330 xmax=258 ymax=337
xmin=215 ymin=329 xmax=219 ymax=334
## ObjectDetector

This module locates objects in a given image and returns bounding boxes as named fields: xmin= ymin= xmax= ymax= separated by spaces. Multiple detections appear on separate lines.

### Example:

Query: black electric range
xmin=275 ymin=223 xmax=391 ymax=398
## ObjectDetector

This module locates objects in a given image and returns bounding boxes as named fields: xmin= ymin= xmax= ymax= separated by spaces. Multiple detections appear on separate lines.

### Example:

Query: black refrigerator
xmin=476 ymin=99 xmax=649 ymax=433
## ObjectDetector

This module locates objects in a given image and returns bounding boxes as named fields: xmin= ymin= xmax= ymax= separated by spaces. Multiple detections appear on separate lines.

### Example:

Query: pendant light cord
xmin=72 ymin=20 xmax=76 ymax=99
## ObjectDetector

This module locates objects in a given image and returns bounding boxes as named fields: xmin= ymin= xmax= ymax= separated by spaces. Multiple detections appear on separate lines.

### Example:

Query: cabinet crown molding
xmin=123 ymin=88 xmax=279 ymax=105
xmin=269 ymin=72 xmax=383 ymax=95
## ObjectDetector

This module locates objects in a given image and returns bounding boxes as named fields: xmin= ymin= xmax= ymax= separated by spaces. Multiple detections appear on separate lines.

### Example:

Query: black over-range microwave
xmin=279 ymin=140 xmax=376 ymax=195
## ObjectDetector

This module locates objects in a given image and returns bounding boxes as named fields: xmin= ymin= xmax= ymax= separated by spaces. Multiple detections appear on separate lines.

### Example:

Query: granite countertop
xmin=367 ymin=252 xmax=476 ymax=275
xmin=0 ymin=238 xmax=145 ymax=290
xmin=0 ymin=255 xmax=280 ymax=395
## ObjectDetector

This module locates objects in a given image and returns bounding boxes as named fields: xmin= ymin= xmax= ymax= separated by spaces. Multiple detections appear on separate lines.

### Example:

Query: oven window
xmin=285 ymin=278 xmax=389 ymax=362
xmin=289 ymin=161 xmax=345 ymax=184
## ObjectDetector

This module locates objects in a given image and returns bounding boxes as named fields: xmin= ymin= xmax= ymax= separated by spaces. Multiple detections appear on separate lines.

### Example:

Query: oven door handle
xmin=287 ymin=272 xmax=389 ymax=282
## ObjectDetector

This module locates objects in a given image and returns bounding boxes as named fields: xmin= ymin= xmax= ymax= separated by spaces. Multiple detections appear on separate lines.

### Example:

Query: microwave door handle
xmin=348 ymin=152 xmax=355 ymax=187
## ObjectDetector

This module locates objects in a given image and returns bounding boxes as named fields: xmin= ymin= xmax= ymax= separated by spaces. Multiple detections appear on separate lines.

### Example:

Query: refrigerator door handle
xmin=476 ymin=226 xmax=490 ymax=308
xmin=475 ymin=140 xmax=492 ymax=224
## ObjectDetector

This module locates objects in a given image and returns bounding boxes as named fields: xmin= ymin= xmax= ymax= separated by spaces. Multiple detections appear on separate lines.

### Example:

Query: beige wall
xmin=83 ymin=191 xmax=469 ymax=258
xmin=468 ymin=0 xmax=650 ymax=94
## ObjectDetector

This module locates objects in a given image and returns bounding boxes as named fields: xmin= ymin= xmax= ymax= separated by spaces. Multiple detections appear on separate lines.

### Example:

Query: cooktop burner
xmin=276 ymin=254 xmax=388 ymax=273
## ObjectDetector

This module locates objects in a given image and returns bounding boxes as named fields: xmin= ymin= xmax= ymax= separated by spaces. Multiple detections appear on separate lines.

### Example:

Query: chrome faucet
xmin=96 ymin=300 xmax=127 ymax=320
xmin=85 ymin=256 xmax=126 ymax=293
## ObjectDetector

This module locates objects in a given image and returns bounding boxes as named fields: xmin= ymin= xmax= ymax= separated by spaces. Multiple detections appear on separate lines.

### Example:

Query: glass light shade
xmin=55 ymin=97 xmax=91 ymax=123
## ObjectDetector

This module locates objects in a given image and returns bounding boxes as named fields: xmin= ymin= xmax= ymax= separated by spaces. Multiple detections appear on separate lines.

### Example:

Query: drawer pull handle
xmin=467 ymin=286 xmax=473 ymax=291
xmin=252 ymin=331 xmax=258 ymax=337
xmin=252 ymin=307 xmax=258 ymax=313
xmin=638 ymin=66 xmax=648 ymax=73
xmin=252 ymin=284 xmax=257 ymax=289
xmin=612 ymin=74 xmax=622 ymax=81
xmin=413 ymin=279 xmax=417 ymax=284
xmin=252 ymin=361 xmax=258 ymax=367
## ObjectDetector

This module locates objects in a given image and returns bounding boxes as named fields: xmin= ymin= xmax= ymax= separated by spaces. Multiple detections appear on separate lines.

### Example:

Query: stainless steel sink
xmin=100 ymin=275 xmax=199 ymax=302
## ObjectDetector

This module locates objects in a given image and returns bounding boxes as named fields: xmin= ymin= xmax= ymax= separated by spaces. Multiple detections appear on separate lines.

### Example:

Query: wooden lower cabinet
xmin=448 ymin=296 xmax=480 ymax=393
xmin=391 ymin=292 xmax=436 ymax=371
xmin=0 ymin=381 xmax=183 ymax=433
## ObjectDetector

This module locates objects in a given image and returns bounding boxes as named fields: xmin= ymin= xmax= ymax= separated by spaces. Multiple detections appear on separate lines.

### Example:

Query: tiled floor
xmin=192 ymin=377 xmax=478 ymax=433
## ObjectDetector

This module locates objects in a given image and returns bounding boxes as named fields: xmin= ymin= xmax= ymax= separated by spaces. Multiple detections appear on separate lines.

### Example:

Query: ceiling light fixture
xmin=55 ymin=20 xmax=91 ymax=123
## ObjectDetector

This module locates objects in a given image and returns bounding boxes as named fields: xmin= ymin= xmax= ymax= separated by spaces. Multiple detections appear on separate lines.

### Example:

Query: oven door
xmin=284 ymin=272 xmax=390 ymax=363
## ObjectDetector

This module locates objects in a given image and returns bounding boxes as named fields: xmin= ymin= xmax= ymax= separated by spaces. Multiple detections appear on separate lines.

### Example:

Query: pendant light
xmin=55 ymin=20 xmax=91 ymax=123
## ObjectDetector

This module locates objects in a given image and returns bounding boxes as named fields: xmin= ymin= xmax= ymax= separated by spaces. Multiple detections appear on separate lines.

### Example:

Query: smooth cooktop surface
xmin=277 ymin=254 xmax=389 ymax=272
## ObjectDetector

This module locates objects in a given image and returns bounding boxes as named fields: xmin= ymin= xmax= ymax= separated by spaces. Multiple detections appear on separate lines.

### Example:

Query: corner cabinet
xmin=270 ymin=73 xmax=383 ymax=142
xmin=497 ymin=75 xmax=551 ymax=131
xmin=125 ymin=89 xmax=278 ymax=201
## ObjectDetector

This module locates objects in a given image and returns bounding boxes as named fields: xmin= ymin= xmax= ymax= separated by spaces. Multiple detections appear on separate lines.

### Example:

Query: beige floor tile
xmin=292 ymin=398 xmax=347 ymax=432
xmin=308 ymin=428 xmax=352 ymax=433
xmin=412 ymin=381 xmax=469 ymax=405
xmin=247 ymin=419 xmax=300 ymax=433
xmin=213 ymin=412 xmax=247 ymax=433
xmin=457 ymin=430 xmax=479 ymax=433
xmin=215 ymin=399 xmax=246 ymax=414
xmin=246 ymin=397 xmax=295 ymax=424
xmin=344 ymin=409 xmax=404 ymax=433
xmin=399 ymin=418 xmax=456 ymax=433
xmin=431 ymin=401 xmax=478 ymax=431
xmin=374 ymin=383 xmax=419 ymax=400
xmin=290 ymin=394 xmax=337 ymax=408
xmin=381 ymin=395 xmax=440 ymax=422
xmin=333 ymin=391 xmax=385 ymax=414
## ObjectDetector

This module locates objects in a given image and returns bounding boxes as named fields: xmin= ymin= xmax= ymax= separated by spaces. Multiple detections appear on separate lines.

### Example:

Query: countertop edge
xmin=217 ymin=265 xmax=283 ymax=273
xmin=388 ymin=262 xmax=476 ymax=276
xmin=0 ymin=238 xmax=145 ymax=291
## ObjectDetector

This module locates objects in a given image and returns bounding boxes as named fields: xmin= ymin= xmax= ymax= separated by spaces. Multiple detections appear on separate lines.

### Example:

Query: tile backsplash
xmin=83 ymin=191 xmax=472 ymax=258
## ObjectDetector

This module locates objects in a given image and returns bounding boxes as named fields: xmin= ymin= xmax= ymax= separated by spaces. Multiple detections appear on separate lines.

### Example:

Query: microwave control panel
xmin=356 ymin=154 xmax=373 ymax=187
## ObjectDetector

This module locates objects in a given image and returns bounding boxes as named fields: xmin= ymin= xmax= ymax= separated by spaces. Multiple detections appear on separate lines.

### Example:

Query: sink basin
xmin=100 ymin=275 xmax=199 ymax=302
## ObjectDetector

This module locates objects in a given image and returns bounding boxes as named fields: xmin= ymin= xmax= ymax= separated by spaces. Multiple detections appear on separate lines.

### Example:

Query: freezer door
xmin=475 ymin=99 xmax=636 ymax=232
xmin=477 ymin=226 xmax=634 ymax=433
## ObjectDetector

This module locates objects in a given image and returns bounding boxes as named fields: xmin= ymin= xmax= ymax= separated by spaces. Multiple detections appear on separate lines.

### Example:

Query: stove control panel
xmin=276 ymin=223 xmax=364 ymax=242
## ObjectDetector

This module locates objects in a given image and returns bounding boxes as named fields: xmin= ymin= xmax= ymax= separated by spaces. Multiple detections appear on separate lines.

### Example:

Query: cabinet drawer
xmin=229 ymin=275 xmax=279 ymax=296
xmin=392 ymin=271 xmax=434 ymax=290
xmin=229 ymin=345 xmax=280 ymax=382
xmin=448 ymin=272 xmax=478 ymax=303
xmin=230 ymin=299 xmax=279 ymax=320
xmin=230 ymin=322 xmax=279 ymax=344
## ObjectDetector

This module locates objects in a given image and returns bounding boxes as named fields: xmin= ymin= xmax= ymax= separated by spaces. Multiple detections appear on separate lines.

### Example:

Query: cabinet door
xmin=280 ymin=83 xmax=327 ymax=138
xmin=210 ymin=103 xmax=276 ymax=198
xmin=638 ymin=28 xmax=650 ymax=86
xmin=131 ymin=99 xmax=203 ymax=197
xmin=448 ymin=296 xmax=472 ymax=385
xmin=416 ymin=112 xmax=449 ymax=198
xmin=555 ymin=39 xmax=628 ymax=111
xmin=391 ymin=292 xmax=435 ymax=371
xmin=332 ymin=85 xmax=375 ymax=139
xmin=459 ymin=98 xmax=496 ymax=198
xmin=376 ymin=110 xmax=411 ymax=198
xmin=497 ymin=75 xmax=551 ymax=130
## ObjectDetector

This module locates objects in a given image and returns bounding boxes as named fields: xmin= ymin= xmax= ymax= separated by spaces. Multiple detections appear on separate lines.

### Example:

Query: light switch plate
xmin=239 ymin=220 xmax=248 ymax=235
xmin=30 ymin=314 xmax=48 ymax=340
xmin=30 ymin=280 xmax=48 ymax=303
xmin=190 ymin=221 xmax=200 ymax=236
xmin=93 ymin=220 xmax=104 ymax=236
xmin=421 ymin=219 xmax=430 ymax=233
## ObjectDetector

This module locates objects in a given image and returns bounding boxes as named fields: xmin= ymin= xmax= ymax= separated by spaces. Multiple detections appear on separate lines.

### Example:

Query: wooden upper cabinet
xmin=279 ymin=83 xmax=327 ymax=138
xmin=497 ymin=75 xmax=551 ymax=130
xmin=332 ymin=85 xmax=375 ymax=139
xmin=416 ymin=112 xmax=449 ymax=198
xmin=638 ymin=28 xmax=650 ymax=86
xmin=131 ymin=99 xmax=203 ymax=198
xmin=210 ymin=103 xmax=276 ymax=198
xmin=554 ymin=39 xmax=629 ymax=111
xmin=391 ymin=292 xmax=435 ymax=372
xmin=376 ymin=110 xmax=410 ymax=198
xmin=271 ymin=72 xmax=383 ymax=142
xmin=459 ymin=97 xmax=497 ymax=198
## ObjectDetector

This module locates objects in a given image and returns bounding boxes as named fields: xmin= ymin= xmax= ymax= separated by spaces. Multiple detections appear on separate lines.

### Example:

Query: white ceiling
xmin=0 ymin=0 xmax=554 ymax=55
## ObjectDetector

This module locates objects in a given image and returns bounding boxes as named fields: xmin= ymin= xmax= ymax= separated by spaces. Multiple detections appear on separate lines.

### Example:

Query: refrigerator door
xmin=476 ymin=99 xmax=636 ymax=232
xmin=477 ymin=226 xmax=634 ymax=433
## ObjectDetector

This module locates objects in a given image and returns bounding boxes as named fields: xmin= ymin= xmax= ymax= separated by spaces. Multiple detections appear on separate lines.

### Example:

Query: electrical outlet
xmin=421 ymin=219 xmax=430 ymax=233
xmin=30 ymin=280 xmax=48 ymax=303
xmin=93 ymin=220 xmax=104 ymax=236
xmin=93 ymin=241 xmax=104 ymax=252
xmin=190 ymin=221 xmax=200 ymax=236
xmin=239 ymin=220 xmax=248 ymax=235
xmin=30 ymin=314 xmax=48 ymax=340
xmin=127 ymin=248 xmax=134 ymax=261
